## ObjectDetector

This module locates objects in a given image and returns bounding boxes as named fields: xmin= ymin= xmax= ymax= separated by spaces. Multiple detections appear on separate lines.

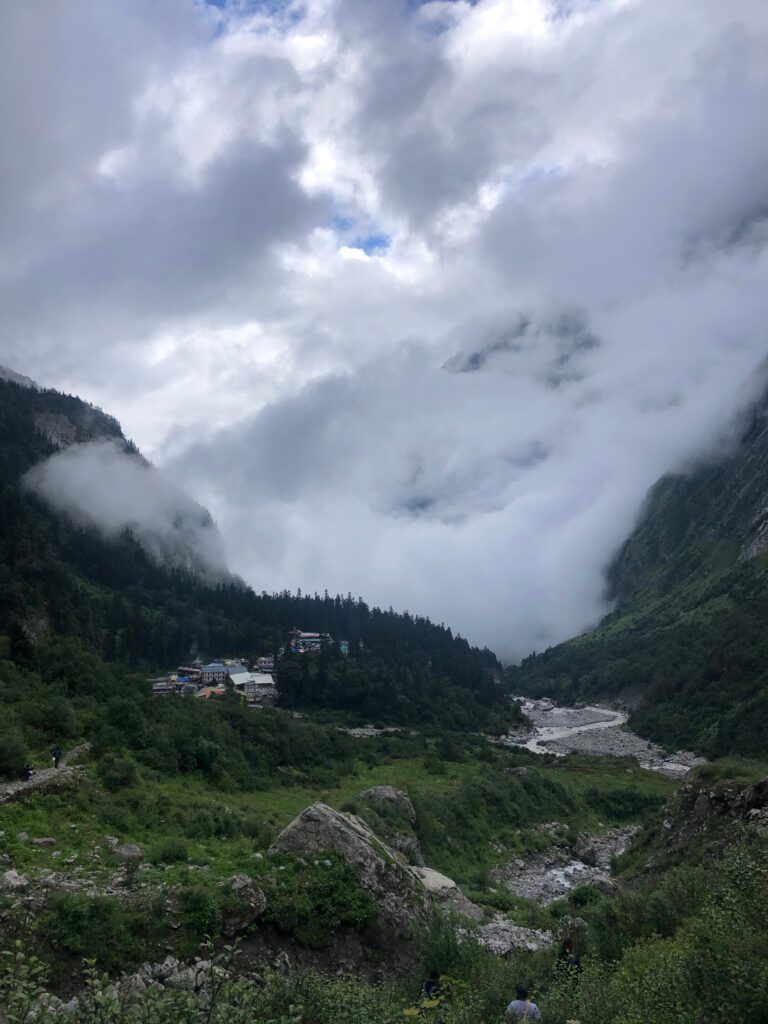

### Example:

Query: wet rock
xmin=221 ymin=875 xmax=267 ymax=937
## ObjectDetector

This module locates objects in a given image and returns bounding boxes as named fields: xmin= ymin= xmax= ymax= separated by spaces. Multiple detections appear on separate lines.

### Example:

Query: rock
xmin=693 ymin=794 xmax=711 ymax=820
xmin=118 ymin=974 xmax=146 ymax=1004
xmin=573 ymin=835 xmax=598 ymax=867
xmin=271 ymin=802 xmax=428 ymax=946
xmin=165 ymin=968 xmax=196 ymax=989
xmin=1 ymin=869 xmax=28 ymax=891
xmin=357 ymin=786 xmax=417 ymax=825
xmin=221 ymin=875 xmax=267 ymax=937
xmin=152 ymin=955 xmax=180 ymax=981
xmin=510 ymin=767 xmax=529 ymax=777
xmin=31 ymin=837 xmax=56 ymax=847
xmin=590 ymin=874 xmax=618 ymax=895
xmin=112 ymin=843 xmax=143 ymax=863
xmin=17 ymin=832 xmax=29 ymax=841
xmin=475 ymin=919 xmax=554 ymax=956
xmin=389 ymin=833 xmax=425 ymax=867
xmin=411 ymin=867 xmax=485 ymax=922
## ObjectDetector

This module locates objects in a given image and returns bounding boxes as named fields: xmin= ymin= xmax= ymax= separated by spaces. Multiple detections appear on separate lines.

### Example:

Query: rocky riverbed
xmin=507 ymin=698 xmax=706 ymax=777
xmin=490 ymin=825 xmax=639 ymax=904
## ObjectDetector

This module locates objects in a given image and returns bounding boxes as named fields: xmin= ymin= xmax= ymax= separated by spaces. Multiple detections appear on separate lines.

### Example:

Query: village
xmin=148 ymin=629 xmax=347 ymax=708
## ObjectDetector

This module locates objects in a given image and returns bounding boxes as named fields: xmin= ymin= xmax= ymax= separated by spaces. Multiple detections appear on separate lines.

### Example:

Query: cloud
xmin=2 ymin=0 xmax=768 ymax=657
xmin=25 ymin=441 xmax=229 ymax=579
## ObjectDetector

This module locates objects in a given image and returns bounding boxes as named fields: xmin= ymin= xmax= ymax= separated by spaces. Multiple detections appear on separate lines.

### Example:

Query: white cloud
xmin=2 ymin=0 xmax=767 ymax=657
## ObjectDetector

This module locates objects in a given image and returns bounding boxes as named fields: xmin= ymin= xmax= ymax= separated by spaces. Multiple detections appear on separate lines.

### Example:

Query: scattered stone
xmin=31 ymin=837 xmax=56 ymax=847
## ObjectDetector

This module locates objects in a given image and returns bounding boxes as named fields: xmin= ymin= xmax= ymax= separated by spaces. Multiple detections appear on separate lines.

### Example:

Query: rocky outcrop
xmin=0 ymin=764 xmax=86 ymax=806
xmin=271 ymin=802 xmax=428 ymax=950
xmin=649 ymin=772 xmax=768 ymax=866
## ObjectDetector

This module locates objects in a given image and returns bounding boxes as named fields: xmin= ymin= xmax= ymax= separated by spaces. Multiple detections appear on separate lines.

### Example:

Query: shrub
xmin=96 ymin=753 xmax=137 ymax=792
xmin=263 ymin=855 xmax=375 ymax=947
xmin=0 ymin=728 xmax=28 ymax=779
xmin=149 ymin=837 xmax=190 ymax=864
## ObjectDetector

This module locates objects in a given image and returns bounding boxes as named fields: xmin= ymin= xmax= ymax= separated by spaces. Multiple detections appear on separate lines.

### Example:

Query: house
xmin=244 ymin=673 xmax=277 ymax=707
xmin=201 ymin=661 xmax=228 ymax=685
xmin=196 ymin=685 xmax=227 ymax=699
xmin=256 ymin=656 xmax=275 ymax=673
xmin=289 ymin=629 xmax=332 ymax=654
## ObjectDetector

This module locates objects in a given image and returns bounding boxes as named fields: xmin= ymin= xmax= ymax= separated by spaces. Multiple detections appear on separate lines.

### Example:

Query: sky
xmin=2 ymin=0 xmax=768 ymax=659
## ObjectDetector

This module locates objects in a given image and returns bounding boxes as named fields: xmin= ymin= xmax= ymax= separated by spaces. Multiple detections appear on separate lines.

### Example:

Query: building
xmin=201 ymin=661 xmax=228 ymax=685
xmin=256 ymin=656 xmax=275 ymax=673
xmin=289 ymin=629 xmax=332 ymax=654
xmin=243 ymin=674 xmax=277 ymax=707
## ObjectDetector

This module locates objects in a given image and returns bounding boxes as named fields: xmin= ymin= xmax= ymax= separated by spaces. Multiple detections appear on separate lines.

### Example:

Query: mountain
xmin=0 ymin=374 xmax=506 ymax=731
xmin=508 ymin=387 xmax=768 ymax=758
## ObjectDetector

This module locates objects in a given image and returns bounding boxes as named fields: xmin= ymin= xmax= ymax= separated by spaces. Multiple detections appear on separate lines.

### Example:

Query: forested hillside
xmin=0 ymin=377 xmax=509 ymax=735
xmin=509 ymin=387 xmax=768 ymax=757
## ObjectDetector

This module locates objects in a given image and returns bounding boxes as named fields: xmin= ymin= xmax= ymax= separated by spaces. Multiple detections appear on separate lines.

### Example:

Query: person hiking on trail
xmin=505 ymin=985 xmax=542 ymax=1021
xmin=556 ymin=937 xmax=581 ymax=977
xmin=20 ymin=763 xmax=34 ymax=782
xmin=52 ymin=746 xmax=62 ymax=770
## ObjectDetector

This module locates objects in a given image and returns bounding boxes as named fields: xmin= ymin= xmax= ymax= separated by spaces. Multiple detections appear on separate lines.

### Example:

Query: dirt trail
xmin=0 ymin=744 xmax=89 ymax=805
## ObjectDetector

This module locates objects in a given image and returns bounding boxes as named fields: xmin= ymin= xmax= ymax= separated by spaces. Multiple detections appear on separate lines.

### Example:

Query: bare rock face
xmin=271 ymin=802 xmax=428 ymax=946
xmin=221 ymin=875 xmax=267 ymax=937
xmin=358 ymin=786 xmax=417 ymax=826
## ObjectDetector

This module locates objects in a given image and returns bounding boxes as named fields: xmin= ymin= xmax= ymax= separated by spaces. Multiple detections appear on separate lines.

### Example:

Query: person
xmin=52 ymin=745 xmax=62 ymax=770
xmin=505 ymin=986 xmax=542 ymax=1021
xmin=556 ymin=937 xmax=581 ymax=976
xmin=420 ymin=970 xmax=441 ymax=1000
xmin=20 ymin=764 xmax=34 ymax=782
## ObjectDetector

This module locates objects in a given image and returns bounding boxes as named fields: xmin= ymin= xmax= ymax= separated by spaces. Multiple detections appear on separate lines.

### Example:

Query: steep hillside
xmin=509 ymin=390 xmax=768 ymax=757
xmin=0 ymin=376 xmax=506 ymax=731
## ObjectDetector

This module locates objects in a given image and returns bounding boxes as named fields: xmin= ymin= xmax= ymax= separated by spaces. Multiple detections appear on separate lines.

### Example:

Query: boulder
xmin=475 ymin=919 xmax=554 ymax=956
xmin=221 ymin=875 xmax=267 ymax=937
xmin=573 ymin=835 xmax=598 ymax=867
xmin=113 ymin=843 xmax=143 ymax=863
xmin=358 ymin=786 xmax=416 ymax=825
xmin=1 ymin=869 xmax=28 ymax=891
xmin=118 ymin=974 xmax=146 ymax=1005
xmin=152 ymin=955 xmax=180 ymax=981
xmin=31 ymin=837 xmax=56 ymax=847
xmin=270 ymin=802 xmax=428 ymax=944
xmin=412 ymin=867 xmax=485 ymax=923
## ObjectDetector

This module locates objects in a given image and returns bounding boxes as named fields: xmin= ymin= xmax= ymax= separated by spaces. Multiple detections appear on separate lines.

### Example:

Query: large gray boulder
xmin=1 ymin=869 xmax=29 ymax=892
xmin=412 ymin=867 xmax=485 ymax=923
xmin=358 ymin=786 xmax=417 ymax=826
xmin=271 ymin=802 xmax=428 ymax=944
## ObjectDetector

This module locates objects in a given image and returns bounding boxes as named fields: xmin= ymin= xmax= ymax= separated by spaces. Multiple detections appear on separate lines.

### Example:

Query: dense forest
xmin=510 ymin=389 xmax=768 ymax=757
xmin=0 ymin=377 xmax=511 ymax=740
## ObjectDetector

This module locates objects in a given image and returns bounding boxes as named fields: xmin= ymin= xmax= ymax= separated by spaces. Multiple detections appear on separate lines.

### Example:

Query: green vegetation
xmin=509 ymin=392 xmax=768 ymax=757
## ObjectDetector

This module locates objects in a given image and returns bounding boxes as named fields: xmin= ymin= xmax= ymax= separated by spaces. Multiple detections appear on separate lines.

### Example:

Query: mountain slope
xmin=508 ymin=390 xmax=768 ymax=757
xmin=0 ymin=376 xmax=507 ymax=731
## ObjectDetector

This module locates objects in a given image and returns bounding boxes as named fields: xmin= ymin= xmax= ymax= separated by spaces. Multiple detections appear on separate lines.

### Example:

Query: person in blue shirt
xmin=505 ymin=985 xmax=542 ymax=1021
